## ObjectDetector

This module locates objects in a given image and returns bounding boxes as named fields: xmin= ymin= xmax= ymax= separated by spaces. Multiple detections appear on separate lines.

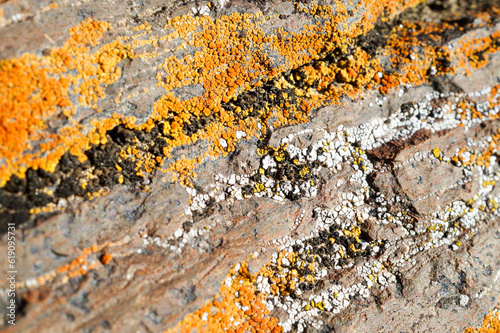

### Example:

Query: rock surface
xmin=0 ymin=0 xmax=499 ymax=332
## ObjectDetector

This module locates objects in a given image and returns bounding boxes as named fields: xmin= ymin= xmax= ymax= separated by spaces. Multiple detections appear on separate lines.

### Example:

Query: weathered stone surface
xmin=337 ymin=220 xmax=500 ymax=332
xmin=0 ymin=0 xmax=499 ymax=332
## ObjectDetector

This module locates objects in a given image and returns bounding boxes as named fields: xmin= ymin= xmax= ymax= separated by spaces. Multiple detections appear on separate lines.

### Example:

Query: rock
xmin=0 ymin=0 xmax=499 ymax=332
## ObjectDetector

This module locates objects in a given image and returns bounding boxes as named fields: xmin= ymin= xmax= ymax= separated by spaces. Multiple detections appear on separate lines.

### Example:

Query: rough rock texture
xmin=0 ymin=0 xmax=499 ymax=332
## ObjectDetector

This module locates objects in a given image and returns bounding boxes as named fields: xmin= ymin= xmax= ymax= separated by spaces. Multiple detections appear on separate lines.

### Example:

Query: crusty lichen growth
xmin=167 ymin=261 xmax=282 ymax=333
xmin=464 ymin=307 xmax=500 ymax=333
xmin=0 ymin=18 xmax=130 ymax=186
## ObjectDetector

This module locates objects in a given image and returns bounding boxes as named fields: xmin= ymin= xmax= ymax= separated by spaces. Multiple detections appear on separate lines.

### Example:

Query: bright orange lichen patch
xmin=0 ymin=18 xmax=131 ymax=186
xmin=100 ymin=253 xmax=113 ymax=265
xmin=457 ymin=30 xmax=500 ymax=74
xmin=384 ymin=21 xmax=458 ymax=88
xmin=0 ymin=54 xmax=73 ymax=180
xmin=385 ymin=16 xmax=500 ymax=87
xmin=169 ymin=247 xmax=320 ymax=332
xmin=464 ymin=307 xmax=500 ymax=333
xmin=436 ymin=84 xmax=500 ymax=130
xmin=167 ymin=262 xmax=282 ymax=333
xmin=167 ymin=154 xmax=206 ymax=187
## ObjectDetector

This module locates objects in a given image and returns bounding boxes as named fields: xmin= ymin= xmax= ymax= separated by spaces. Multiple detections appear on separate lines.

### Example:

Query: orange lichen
xmin=168 ymin=155 xmax=205 ymax=187
xmin=100 ymin=253 xmax=113 ymax=265
xmin=384 ymin=20 xmax=458 ymax=88
xmin=444 ymin=85 xmax=500 ymax=168
xmin=0 ymin=18 xmax=131 ymax=186
xmin=41 ymin=2 xmax=60 ymax=12
xmin=464 ymin=308 xmax=500 ymax=333
xmin=169 ymin=246 xmax=321 ymax=332
xmin=29 ymin=202 xmax=59 ymax=215
xmin=167 ymin=262 xmax=282 ymax=333
xmin=17 ymin=238 xmax=125 ymax=290
xmin=453 ymin=128 xmax=500 ymax=168
xmin=457 ymin=31 xmax=500 ymax=74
